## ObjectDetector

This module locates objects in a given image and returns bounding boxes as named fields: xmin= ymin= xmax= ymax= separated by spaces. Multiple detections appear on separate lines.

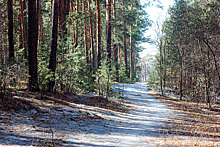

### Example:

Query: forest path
xmin=65 ymin=82 xmax=172 ymax=146
xmin=0 ymin=82 xmax=173 ymax=147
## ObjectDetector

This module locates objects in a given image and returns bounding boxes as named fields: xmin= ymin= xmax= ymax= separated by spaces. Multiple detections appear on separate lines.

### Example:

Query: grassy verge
xmin=0 ymin=89 xmax=130 ymax=114
xmin=148 ymin=90 xmax=220 ymax=139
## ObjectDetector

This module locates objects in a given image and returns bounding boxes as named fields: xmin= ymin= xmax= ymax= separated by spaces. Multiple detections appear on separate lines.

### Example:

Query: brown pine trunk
xmin=119 ymin=46 xmax=122 ymax=65
xmin=69 ymin=1 xmax=73 ymax=12
xmin=70 ymin=1 xmax=75 ymax=52
xmin=88 ymin=0 xmax=95 ymax=69
xmin=83 ymin=1 xmax=89 ymax=64
xmin=28 ymin=0 xmax=39 ymax=91
xmin=113 ymin=0 xmax=119 ymax=81
xmin=51 ymin=0 xmax=53 ymax=13
xmin=163 ymin=39 xmax=167 ymax=89
xmin=19 ymin=0 xmax=27 ymax=59
xmin=159 ymin=41 xmax=164 ymax=95
xmin=23 ymin=0 xmax=28 ymax=42
xmin=93 ymin=11 xmax=97 ymax=42
xmin=48 ymin=0 xmax=59 ymax=92
xmin=179 ymin=58 xmax=183 ymax=100
xmin=7 ymin=0 xmax=14 ymax=61
xmin=130 ymin=0 xmax=133 ymax=79
xmin=93 ymin=11 xmax=97 ymax=68
xmin=58 ymin=0 xmax=67 ymax=33
xmin=66 ymin=0 xmax=70 ymax=16
xmin=122 ymin=0 xmax=128 ymax=76
xmin=106 ymin=0 xmax=112 ymax=69
xmin=134 ymin=53 xmax=136 ymax=77
xmin=1 ymin=1 xmax=7 ymax=65
xmin=96 ymin=0 xmax=101 ymax=69
xmin=37 ymin=0 xmax=43 ymax=47
xmin=75 ymin=0 xmax=79 ymax=49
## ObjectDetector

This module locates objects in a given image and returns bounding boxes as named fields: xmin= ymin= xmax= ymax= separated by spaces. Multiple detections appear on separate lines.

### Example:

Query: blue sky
xmin=140 ymin=0 xmax=174 ymax=57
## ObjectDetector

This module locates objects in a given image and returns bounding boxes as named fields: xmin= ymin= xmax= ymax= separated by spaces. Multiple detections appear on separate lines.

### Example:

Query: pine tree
xmin=28 ymin=0 xmax=39 ymax=91
xmin=48 ymin=0 xmax=59 ymax=92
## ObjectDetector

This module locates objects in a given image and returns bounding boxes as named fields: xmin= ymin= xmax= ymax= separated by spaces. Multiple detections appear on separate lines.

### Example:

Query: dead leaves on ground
xmin=0 ymin=89 xmax=129 ymax=121
xmin=148 ymin=91 xmax=220 ymax=139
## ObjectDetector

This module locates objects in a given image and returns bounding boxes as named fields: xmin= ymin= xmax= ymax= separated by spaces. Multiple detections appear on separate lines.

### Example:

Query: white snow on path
xmin=2 ymin=82 xmax=217 ymax=146
xmin=0 ymin=82 xmax=172 ymax=146
xmin=62 ymin=82 xmax=173 ymax=147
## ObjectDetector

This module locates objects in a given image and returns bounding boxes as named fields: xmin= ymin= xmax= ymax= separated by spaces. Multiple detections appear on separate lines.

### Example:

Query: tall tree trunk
xmin=19 ymin=0 xmax=27 ymax=59
xmin=66 ymin=0 xmax=70 ymax=16
xmin=204 ymin=65 xmax=211 ymax=109
xmin=23 ymin=0 xmax=28 ymax=43
xmin=7 ymin=0 xmax=14 ymax=61
xmin=119 ymin=46 xmax=122 ymax=65
xmin=37 ymin=0 xmax=44 ymax=43
xmin=96 ymin=0 xmax=101 ymax=69
xmin=58 ymin=0 xmax=67 ymax=33
xmin=113 ymin=0 xmax=119 ymax=81
xmin=37 ymin=0 xmax=43 ymax=48
xmin=122 ymin=0 xmax=128 ymax=76
xmin=1 ymin=1 xmax=7 ymax=65
xmin=134 ymin=53 xmax=136 ymax=78
xmin=88 ymin=0 xmax=95 ymax=69
xmin=58 ymin=0 xmax=68 ymax=91
xmin=205 ymin=49 xmax=211 ymax=109
xmin=159 ymin=41 xmax=164 ymax=95
xmin=83 ymin=1 xmax=89 ymax=64
xmin=203 ymin=38 xmax=220 ymax=89
xmin=48 ymin=0 xmax=59 ymax=92
xmin=179 ymin=58 xmax=183 ymax=100
xmin=163 ymin=38 xmax=167 ymax=89
xmin=106 ymin=0 xmax=111 ymax=69
xmin=28 ymin=0 xmax=39 ymax=91
xmin=130 ymin=0 xmax=133 ymax=79
xmin=75 ymin=0 xmax=79 ymax=49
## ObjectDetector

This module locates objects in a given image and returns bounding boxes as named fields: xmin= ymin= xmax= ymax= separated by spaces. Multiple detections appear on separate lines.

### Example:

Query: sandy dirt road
xmin=1 ymin=82 xmax=217 ymax=146
xmin=62 ymin=82 xmax=172 ymax=146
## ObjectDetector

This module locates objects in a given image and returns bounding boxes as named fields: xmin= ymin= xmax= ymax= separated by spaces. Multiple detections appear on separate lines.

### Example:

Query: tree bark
xmin=106 ymin=0 xmax=112 ymax=69
xmin=19 ymin=0 xmax=27 ymax=59
xmin=28 ymin=0 xmax=39 ymax=91
xmin=48 ymin=0 xmax=59 ymax=92
xmin=130 ymin=0 xmax=133 ymax=79
xmin=122 ymin=0 xmax=128 ymax=76
xmin=159 ymin=41 xmax=164 ymax=95
xmin=37 ymin=0 xmax=44 ymax=49
xmin=88 ymin=0 xmax=95 ymax=69
xmin=119 ymin=46 xmax=122 ymax=65
xmin=75 ymin=0 xmax=79 ymax=49
xmin=163 ymin=38 xmax=167 ymax=90
xmin=83 ymin=1 xmax=89 ymax=64
xmin=113 ymin=0 xmax=119 ymax=81
xmin=7 ymin=0 xmax=14 ymax=61
xmin=179 ymin=58 xmax=183 ymax=100
xmin=58 ymin=0 xmax=67 ymax=33
xmin=96 ymin=0 xmax=101 ymax=69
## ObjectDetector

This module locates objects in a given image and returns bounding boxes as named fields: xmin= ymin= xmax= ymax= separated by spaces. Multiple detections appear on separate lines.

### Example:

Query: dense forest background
xmin=146 ymin=0 xmax=219 ymax=109
xmin=0 ymin=0 xmax=219 ymax=109
xmin=0 ymin=0 xmax=150 ymax=97
xmin=0 ymin=0 xmax=219 ymax=145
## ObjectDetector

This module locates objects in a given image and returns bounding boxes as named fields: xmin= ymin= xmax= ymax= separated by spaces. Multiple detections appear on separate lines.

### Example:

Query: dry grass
xmin=156 ymin=137 xmax=220 ymax=147
xmin=0 ymin=89 xmax=130 ymax=114
xmin=148 ymin=90 xmax=220 ymax=139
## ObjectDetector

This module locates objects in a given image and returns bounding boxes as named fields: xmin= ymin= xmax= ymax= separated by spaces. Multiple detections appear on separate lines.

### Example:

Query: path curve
xmin=0 ymin=82 xmax=173 ymax=147
xmin=67 ymin=82 xmax=172 ymax=146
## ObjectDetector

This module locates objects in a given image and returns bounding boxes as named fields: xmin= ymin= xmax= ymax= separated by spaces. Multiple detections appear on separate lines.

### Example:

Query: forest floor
xmin=148 ymin=89 xmax=220 ymax=145
xmin=0 ymin=82 xmax=219 ymax=146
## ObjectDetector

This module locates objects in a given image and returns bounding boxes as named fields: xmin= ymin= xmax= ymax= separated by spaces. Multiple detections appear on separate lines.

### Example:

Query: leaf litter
xmin=0 ymin=83 xmax=219 ymax=146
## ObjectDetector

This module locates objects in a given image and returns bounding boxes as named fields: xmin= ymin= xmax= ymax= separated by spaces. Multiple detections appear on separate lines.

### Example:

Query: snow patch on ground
xmin=0 ymin=82 xmax=218 ymax=146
